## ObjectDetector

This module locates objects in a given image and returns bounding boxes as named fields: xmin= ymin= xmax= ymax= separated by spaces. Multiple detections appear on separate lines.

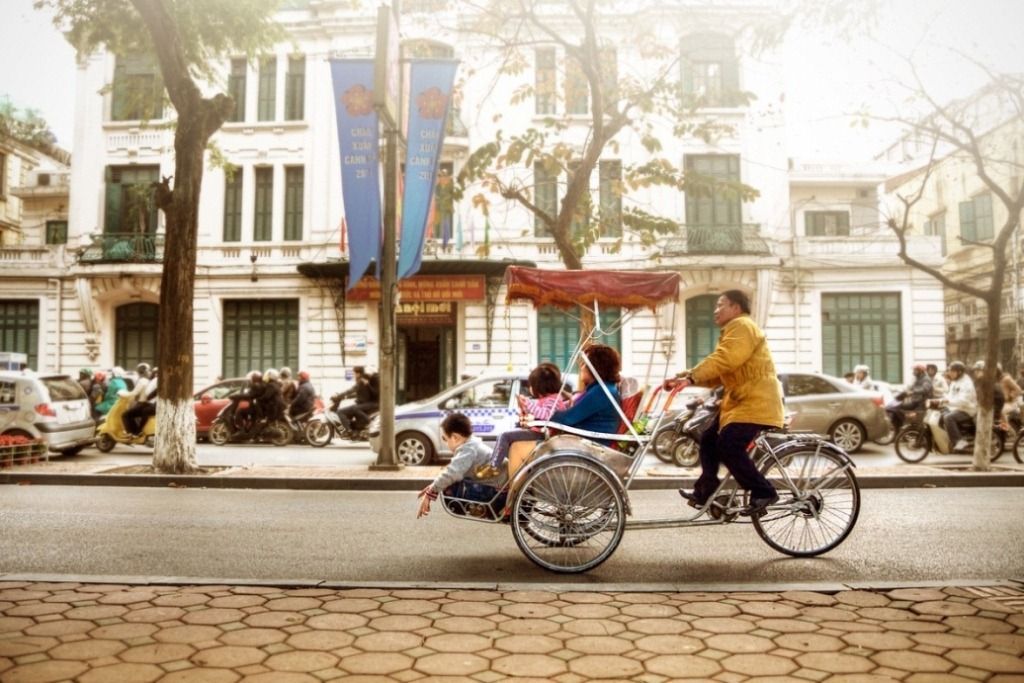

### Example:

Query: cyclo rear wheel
xmin=510 ymin=457 xmax=626 ymax=573
xmin=751 ymin=445 xmax=860 ymax=557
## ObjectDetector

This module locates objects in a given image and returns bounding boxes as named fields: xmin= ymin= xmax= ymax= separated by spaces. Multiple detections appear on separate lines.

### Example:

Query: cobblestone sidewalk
xmin=2 ymin=581 xmax=1023 ymax=682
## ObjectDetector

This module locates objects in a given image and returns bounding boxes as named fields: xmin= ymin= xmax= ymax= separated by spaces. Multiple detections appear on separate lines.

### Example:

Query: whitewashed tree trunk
xmin=972 ymin=408 xmax=994 ymax=471
xmin=153 ymin=399 xmax=198 ymax=473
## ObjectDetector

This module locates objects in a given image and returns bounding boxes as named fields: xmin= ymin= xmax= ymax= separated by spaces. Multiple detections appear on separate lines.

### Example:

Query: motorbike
xmin=208 ymin=394 xmax=291 ymax=447
xmin=895 ymin=400 xmax=1008 ymax=463
xmin=304 ymin=393 xmax=376 ymax=447
xmin=95 ymin=393 xmax=156 ymax=452
xmin=650 ymin=402 xmax=700 ymax=467
xmin=875 ymin=401 xmax=927 ymax=446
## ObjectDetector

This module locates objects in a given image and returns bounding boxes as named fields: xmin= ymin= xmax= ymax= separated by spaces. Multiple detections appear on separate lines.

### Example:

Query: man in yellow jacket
xmin=672 ymin=290 xmax=784 ymax=516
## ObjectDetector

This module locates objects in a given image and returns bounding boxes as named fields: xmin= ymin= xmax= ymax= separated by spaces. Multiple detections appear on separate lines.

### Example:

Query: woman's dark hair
xmin=440 ymin=412 xmax=473 ymax=438
xmin=528 ymin=364 xmax=562 ymax=396
xmin=584 ymin=344 xmax=621 ymax=383
xmin=722 ymin=289 xmax=751 ymax=314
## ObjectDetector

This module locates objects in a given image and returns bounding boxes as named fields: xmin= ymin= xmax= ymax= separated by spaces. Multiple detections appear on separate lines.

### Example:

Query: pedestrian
xmin=96 ymin=367 xmax=127 ymax=416
xmin=338 ymin=366 xmax=380 ymax=435
xmin=417 ymin=412 xmax=496 ymax=519
xmin=668 ymin=289 xmax=784 ymax=517
xmin=927 ymin=363 xmax=948 ymax=399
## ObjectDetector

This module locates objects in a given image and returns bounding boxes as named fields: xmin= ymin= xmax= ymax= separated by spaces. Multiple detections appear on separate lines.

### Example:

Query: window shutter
xmin=958 ymin=200 xmax=976 ymax=241
xmin=104 ymin=172 xmax=122 ymax=234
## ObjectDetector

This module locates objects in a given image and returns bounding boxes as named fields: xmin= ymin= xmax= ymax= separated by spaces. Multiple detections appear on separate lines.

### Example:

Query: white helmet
xmin=854 ymin=364 xmax=869 ymax=374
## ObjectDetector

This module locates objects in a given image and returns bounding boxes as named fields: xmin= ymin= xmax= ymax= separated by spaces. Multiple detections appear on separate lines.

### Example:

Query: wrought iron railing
xmin=663 ymin=223 xmax=769 ymax=255
xmin=78 ymin=232 xmax=164 ymax=263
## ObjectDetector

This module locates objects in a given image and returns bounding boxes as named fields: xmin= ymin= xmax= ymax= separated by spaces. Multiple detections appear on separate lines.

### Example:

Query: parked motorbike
xmin=895 ymin=401 xmax=1008 ymax=463
xmin=650 ymin=403 xmax=699 ymax=467
xmin=304 ymin=394 xmax=376 ymax=447
xmin=95 ymin=393 xmax=155 ymax=452
xmin=208 ymin=394 xmax=291 ymax=447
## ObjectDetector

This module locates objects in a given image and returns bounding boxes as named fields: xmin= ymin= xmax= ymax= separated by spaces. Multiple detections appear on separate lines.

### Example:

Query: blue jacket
xmin=550 ymin=381 xmax=622 ymax=444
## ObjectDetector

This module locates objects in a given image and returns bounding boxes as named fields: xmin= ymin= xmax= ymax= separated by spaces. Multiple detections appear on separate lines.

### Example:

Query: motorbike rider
xmin=77 ymin=368 xmax=94 ymax=396
xmin=236 ymin=371 xmax=266 ymax=431
xmin=261 ymin=369 xmax=286 ymax=423
xmin=289 ymin=370 xmax=316 ymax=419
xmin=926 ymin=363 xmax=948 ymax=399
xmin=995 ymin=363 xmax=1022 ymax=422
xmin=940 ymin=361 xmax=978 ymax=452
xmin=96 ymin=367 xmax=127 ymax=416
xmin=853 ymin=364 xmax=874 ymax=391
xmin=338 ymin=366 xmax=380 ymax=436
xmin=887 ymin=363 xmax=932 ymax=428
xmin=124 ymin=367 xmax=158 ymax=437
xmin=122 ymin=363 xmax=153 ymax=436
xmin=971 ymin=361 xmax=1005 ymax=421
xmin=279 ymin=367 xmax=298 ymax=408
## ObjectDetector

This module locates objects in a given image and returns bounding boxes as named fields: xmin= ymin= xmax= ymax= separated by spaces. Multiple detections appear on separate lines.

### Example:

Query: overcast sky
xmin=1 ymin=0 xmax=1021 ymax=160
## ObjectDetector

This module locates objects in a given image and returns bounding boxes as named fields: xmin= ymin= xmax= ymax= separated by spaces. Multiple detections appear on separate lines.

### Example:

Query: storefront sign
xmin=347 ymin=275 xmax=485 ymax=302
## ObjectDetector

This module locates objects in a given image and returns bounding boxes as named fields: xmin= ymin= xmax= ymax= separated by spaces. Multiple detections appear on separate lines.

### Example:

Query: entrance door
xmin=398 ymin=325 xmax=456 ymax=403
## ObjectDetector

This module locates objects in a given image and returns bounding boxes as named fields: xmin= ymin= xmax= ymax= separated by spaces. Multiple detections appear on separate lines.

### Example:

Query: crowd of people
xmin=233 ymin=367 xmax=317 ymax=431
xmin=850 ymin=360 xmax=1023 ymax=452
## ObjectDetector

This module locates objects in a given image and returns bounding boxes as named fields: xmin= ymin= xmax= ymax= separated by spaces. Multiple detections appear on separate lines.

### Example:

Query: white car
xmin=0 ymin=371 xmax=96 ymax=455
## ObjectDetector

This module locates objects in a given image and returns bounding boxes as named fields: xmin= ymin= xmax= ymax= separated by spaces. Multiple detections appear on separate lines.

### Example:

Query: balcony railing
xmin=662 ymin=224 xmax=769 ymax=256
xmin=78 ymin=232 xmax=164 ymax=263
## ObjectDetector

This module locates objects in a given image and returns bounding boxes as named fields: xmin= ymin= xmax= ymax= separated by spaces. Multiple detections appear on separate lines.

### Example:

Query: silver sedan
xmin=780 ymin=372 xmax=888 ymax=452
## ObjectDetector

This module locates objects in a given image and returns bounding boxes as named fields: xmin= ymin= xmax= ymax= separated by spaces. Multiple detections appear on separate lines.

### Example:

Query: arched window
xmin=115 ymin=302 xmax=159 ymax=370
xmin=685 ymin=295 xmax=719 ymax=368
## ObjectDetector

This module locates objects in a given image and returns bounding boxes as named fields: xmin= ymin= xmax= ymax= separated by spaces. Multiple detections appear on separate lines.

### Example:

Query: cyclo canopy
xmin=504 ymin=266 xmax=681 ymax=311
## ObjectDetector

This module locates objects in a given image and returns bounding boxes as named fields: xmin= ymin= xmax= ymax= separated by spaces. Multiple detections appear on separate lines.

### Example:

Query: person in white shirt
xmin=940 ymin=361 xmax=977 ymax=452
xmin=927 ymin=363 xmax=948 ymax=399
xmin=853 ymin=364 xmax=874 ymax=391
xmin=122 ymin=363 xmax=154 ymax=436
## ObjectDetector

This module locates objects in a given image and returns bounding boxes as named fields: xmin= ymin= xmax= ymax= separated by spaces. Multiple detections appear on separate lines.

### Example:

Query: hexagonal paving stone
xmin=494 ymin=634 xmax=563 ymax=654
xmin=946 ymin=648 xmax=1024 ymax=673
xmin=561 ymin=604 xmax=620 ymax=619
xmin=887 ymin=588 xmax=948 ymax=602
xmin=564 ymin=635 xmax=632 ymax=655
xmin=446 ymin=590 xmax=502 ymax=602
xmin=182 ymin=608 xmax=247 ymax=626
xmin=775 ymin=633 xmax=845 ymax=652
xmin=502 ymin=591 xmax=558 ymax=603
xmin=833 ymin=591 xmax=890 ymax=608
xmin=841 ymin=631 xmax=916 ymax=650
xmin=89 ymin=622 xmax=158 ymax=640
xmin=367 ymin=614 xmax=430 ymax=632
xmin=191 ymin=645 xmax=268 ymax=668
xmin=321 ymin=598 xmax=381 ymax=614
xmin=568 ymin=654 xmax=644 ymax=679
xmin=691 ymin=618 xmax=754 ymax=634
xmin=491 ymin=653 xmax=567 ymax=678
xmin=0 ymin=660 xmax=89 ymax=683
xmin=0 ymin=636 xmax=58 ymax=657
xmin=24 ymin=619 xmax=94 ymax=637
xmin=705 ymin=634 xmax=774 ymax=654
xmin=440 ymin=601 xmax=499 ymax=617
xmin=243 ymin=611 xmax=307 ymax=628
xmin=756 ymin=618 xmax=819 ymax=633
xmin=645 ymin=654 xmax=721 ymax=678
xmin=264 ymin=650 xmax=339 ymax=673
xmin=157 ymin=669 xmax=241 ymax=683
xmin=634 ymin=634 xmax=704 ymax=655
xmin=264 ymin=597 xmax=323 ymax=612
xmin=561 ymin=619 xmax=625 ymax=637
xmin=7 ymin=603 xmax=71 ymax=617
xmin=559 ymin=592 xmax=613 ymax=604
xmin=981 ymin=633 xmax=1024 ymax=653
xmin=207 ymin=595 xmax=266 ymax=609
xmin=858 ymin=607 xmax=918 ymax=621
xmin=424 ymin=633 xmax=493 ymax=653
xmin=435 ymin=616 xmax=495 ymax=633
xmin=153 ymin=593 xmax=210 ymax=608
xmin=780 ymin=591 xmax=837 ymax=606
xmin=353 ymin=631 xmax=423 ymax=652
xmin=414 ymin=652 xmax=490 ymax=676
xmin=679 ymin=602 xmax=741 ymax=618
xmin=337 ymin=651 xmax=413 ymax=675
xmin=121 ymin=642 xmax=196 ymax=664
xmin=153 ymin=625 xmax=222 ymax=644
xmin=739 ymin=602 xmax=801 ymax=618
xmin=722 ymin=653 xmax=798 ymax=676
xmin=96 ymin=590 xmax=157 ymax=605
xmin=943 ymin=616 xmax=1015 ymax=634
xmin=871 ymin=650 xmax=955 ymax=673
xmin=911 ymin=632 xmax=986 ymax=649
xmin=218 ymin=627 xmax=288 ymax=647
xmin=795 ymin=651 xmax=875 ymax=673
xmin=78 ymin=662 xmax=164 ymax=683
xmin=124 ymin=606 xmax=189 ymax=623
xmin=911 ymin=601 xmax=979 ymax=617
xmin=223 ymin=672 xmax=317 ymax=683
xmin=63 ymin=604 xmax=129 ymax=620
xmin=48 ymin=638 xmax=128 ymax=660
xmin=287 ymin=630 xmax=356 ymax=651
xmin=501 ymin=603 xmax=561 ymax=619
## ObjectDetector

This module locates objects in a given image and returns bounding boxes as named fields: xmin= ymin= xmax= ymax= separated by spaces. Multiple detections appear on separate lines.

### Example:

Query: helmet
xmin=151 ymin=367 xmax=159 ymax=376
xmin=93 ymin=371 xmax=106 ymax=382
xmin=912 ymin=363 xmax=926 ymax=373
xmin=79 ymin=368 xmax=93 ymax=378
xmin=112 ymin=366 xmax=125 ymax=378
xmin=298 ymin=370 xmax=310 ymax=382
xmin=972 ymin=360 xmax=985 ymax=371
xmin=136 ymin=363 xmax=151 ymax=375
xmin=247 ymin=370 xmax=263 ymax=383
xmin=280 ymin=367 xmax=292 ymax=379
xmin=948 ymin=361 xmax=966 ymax=373
xmin=854 ymin=364 xmax=870 ymax=374
xmin=265 ymin=369 xmax=280 ymax=382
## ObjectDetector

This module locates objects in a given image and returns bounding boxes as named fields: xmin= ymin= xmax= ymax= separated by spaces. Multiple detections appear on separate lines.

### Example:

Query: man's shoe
xmin=742 ymin=491 xmax=780 ymax=517
xmin=678 ymin=489 xmax=707 ymax=509
xmin=952 ymin=439 xmax=968 ymax=452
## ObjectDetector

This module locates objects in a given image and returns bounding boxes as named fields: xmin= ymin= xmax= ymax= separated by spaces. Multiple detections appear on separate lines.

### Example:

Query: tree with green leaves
xmin=37 ymin=0 xmax=281 ymax=473
xmin=453 ymin=0 xmax=759 ymax=292
xmin=0 ymin=96 xmax=61 ymax=156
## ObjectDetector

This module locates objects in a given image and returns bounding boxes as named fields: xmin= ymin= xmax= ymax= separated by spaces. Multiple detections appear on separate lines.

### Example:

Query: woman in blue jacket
xmin=549 ymin=344 xmax=622 ymax=445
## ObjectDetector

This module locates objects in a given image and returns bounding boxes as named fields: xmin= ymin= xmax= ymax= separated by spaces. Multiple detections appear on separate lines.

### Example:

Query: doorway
xmin=398 ymin=324 xmax=456 ymax=403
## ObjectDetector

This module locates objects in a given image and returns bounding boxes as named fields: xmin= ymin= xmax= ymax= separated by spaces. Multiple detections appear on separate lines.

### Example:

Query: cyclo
xmin=439 ymin=267 xmax=861 ymax=573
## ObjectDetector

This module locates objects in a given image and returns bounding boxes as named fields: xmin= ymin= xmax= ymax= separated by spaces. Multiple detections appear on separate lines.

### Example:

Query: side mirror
xmin=442 ymin=398 xmax=458 ymax=410
xmin=200 ymin=394 xmax=212 ymax=404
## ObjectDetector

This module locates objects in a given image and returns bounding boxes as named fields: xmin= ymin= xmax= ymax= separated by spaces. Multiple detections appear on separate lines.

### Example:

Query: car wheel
xmin=95 ymin=433 xmax=116 ymax=452
xmin=396 ymin=432 xmax=433 ymax=466
xmin=829 ymin=419 xmax=865 ymax=453
xmin=59 ymin=445 xmax=87 ymax=457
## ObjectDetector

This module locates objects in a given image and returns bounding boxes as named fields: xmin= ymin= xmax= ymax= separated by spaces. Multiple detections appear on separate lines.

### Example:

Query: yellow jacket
xmin=690 ymin=314 xmax=784 ymax=430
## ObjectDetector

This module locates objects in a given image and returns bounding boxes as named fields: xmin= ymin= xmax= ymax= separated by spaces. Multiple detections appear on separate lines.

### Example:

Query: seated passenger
xmin=417 ymin=413 xmax=497 ymax=519
xmin=547 ymin=344 xmax=622 ymax=446
xmin=477 ymin=363 xmax=568 ymax=478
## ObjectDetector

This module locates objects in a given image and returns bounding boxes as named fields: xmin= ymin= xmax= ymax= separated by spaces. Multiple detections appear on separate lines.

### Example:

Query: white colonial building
xmin=0 ymin=0 xmax=944 ymax=400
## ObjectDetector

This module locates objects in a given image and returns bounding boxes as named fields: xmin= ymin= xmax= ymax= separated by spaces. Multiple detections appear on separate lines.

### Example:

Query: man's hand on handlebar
xmin=663 ymin=370 xmax=693 ymax=391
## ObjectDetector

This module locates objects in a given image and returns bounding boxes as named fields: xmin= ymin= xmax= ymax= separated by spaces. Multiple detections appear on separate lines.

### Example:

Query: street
xmin=2 ymin=486 xmax=1021 ymax=585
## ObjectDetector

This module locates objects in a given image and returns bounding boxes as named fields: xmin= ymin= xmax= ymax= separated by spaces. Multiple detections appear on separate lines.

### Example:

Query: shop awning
xmin=298 ymin=258 xmax=536 ymax=281
xmin=505 ymin=266 xmax=681 ymax=310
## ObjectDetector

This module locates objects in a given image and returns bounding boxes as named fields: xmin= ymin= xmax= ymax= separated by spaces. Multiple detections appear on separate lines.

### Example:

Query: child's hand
xmin=416 ymin=485 xmax=436 ymax=518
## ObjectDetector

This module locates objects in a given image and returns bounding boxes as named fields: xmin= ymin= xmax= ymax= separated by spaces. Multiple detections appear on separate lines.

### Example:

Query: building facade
xmin=0 ymin=0 xmax=944 ymax=399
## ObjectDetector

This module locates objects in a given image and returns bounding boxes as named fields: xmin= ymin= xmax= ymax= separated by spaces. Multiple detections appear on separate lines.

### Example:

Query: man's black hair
xmin=721 ymin=289 xmax=751 ymax=314
xmin=440 ymin=412 xmax=473 ymax=438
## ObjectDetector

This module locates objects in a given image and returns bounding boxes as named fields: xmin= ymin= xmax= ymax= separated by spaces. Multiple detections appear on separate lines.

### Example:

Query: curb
xmin=2 ymin=471 xmax=1023 ymax=490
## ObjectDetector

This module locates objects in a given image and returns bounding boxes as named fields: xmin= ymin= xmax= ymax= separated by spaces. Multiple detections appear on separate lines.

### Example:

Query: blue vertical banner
xmin=397 ymin=60 xmax=458 ymax=280
xmin=330 ymin=59 xmax=382 ymax=289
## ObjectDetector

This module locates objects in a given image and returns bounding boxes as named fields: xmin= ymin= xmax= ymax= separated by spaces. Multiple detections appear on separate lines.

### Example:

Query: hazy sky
xmin=1 ymin=0 xmax=1021 ymax=160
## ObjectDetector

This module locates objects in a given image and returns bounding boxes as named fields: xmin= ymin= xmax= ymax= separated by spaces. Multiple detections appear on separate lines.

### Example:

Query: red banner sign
xmin=347 ymin=275 xmax=485 ymax=302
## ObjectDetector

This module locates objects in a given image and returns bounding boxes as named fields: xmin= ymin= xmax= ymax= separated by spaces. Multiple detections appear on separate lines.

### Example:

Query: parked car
xmin=779 ymin=372 xmax=888 ymax=452
xmin=369 ymin=373 xmax=577 ymax=466
xmin=193 ymin=377 xmax=248 ymax=440
xmin=0 ymin=370 xmax=95 ymax=455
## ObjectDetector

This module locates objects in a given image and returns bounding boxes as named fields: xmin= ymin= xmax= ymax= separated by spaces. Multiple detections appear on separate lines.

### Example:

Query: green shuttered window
xmin=253 ymin=167 xmax=273 ymax=241
xmin=228 ymin=58 xmax=247 ymax=122
xmin=284 ymin=166 xmax=304 ymax=241
xmin=285 ymin=56 xmax=305 ymax=121
xmin=685 ymin=295 xmax=718 ymax=368
xmin=222 ymin=300 xmax=299 ymax=379
xmin=0 ymin=300 xmax=39 ymax=370
xmin=821 ymin=293 xmax=902 ymax=384
xmin=115 ymin=303 xmax=159 ymax=370
xmin=537 ymin=306 xmax=621 ymax=372
xmin=104 ymin=165 xmax=160 ymax=234
xmin=257 ymin=57 xmax=276 ymax=122
xmin=223 ymin=167 xmax=242 ymax=242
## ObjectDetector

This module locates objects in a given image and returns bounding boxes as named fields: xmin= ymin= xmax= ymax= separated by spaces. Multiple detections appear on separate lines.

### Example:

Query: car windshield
xmin=198 ymin=382 xmax=243 ymax=400
xmin=42 ymin=377 xmax=88 ymax=401
xmin=443 ymin=378 xmax=515 ymax=410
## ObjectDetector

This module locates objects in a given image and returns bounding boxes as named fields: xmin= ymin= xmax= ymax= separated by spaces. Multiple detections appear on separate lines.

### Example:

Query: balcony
xmin=78 ymin=233 xmax=164 ymax=264
xmin=662 ymin=224 xmax=770 ymax=256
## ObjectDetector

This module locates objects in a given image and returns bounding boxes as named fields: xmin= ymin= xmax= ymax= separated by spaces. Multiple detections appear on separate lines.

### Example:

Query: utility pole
xmin=372 ymin=2 xmax=402 ymax=470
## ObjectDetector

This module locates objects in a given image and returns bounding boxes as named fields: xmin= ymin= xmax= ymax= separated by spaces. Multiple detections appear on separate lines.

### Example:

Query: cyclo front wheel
xmin=751 ymin=445 xmax=860 ymax=557
xmin=510 ymin=457 xmax=626 ymax=573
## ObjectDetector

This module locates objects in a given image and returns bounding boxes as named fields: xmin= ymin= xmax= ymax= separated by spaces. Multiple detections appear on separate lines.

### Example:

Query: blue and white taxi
xmin=368 ymin=373 xmax=574 ymax=466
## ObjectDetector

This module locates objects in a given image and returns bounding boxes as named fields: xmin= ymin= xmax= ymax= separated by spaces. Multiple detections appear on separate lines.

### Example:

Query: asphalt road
xmin=2 ymin=486 xmax=1021 ymax=586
